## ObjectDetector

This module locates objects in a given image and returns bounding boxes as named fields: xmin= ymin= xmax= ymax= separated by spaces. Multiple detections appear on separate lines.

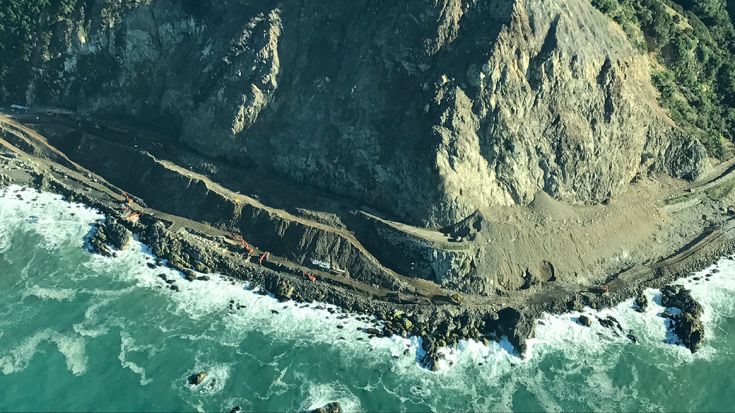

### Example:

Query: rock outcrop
xmin=188 ymin=371 xmax=207 ymax=385
xmin=19 ymin=0 xmax=707 ymax=228
xmin=310 ymin=402 xmax=341 ymax=413
xmin=634 ymin=293 xmax=648 ymax=313
xmin=495 ymin=307 xmax=535 ymax=355
xmin=660 ymin=285 xmax=705 ymax=352
xmin=87 ymin=217 xmax=131 ymax=256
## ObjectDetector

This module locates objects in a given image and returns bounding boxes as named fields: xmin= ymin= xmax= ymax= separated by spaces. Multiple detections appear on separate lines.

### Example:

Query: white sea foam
xmin=297 ymin=382 xmax=363 ymax=413
xmin=4 ymin=184 xmax=735 ymax=411
xmin=0 ymin=329 xmax=87 ymax=376
xmin=52 ymin=333 xmax=88 ymax=376
xmin=0 ymin=329 xmax=51 ymax=375
xmin=118 ymin=331 xmax=154 ymax=385
xmin=186 ymin=362 xmax=230 ymax=395
xmin=23 ymin=284 xmax=76 ymax=301
xmin=0 ymin=185 xmax=103 ymax=252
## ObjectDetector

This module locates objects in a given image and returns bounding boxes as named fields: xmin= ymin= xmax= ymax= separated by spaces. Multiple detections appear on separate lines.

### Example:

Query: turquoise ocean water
xmin=1 ymin=184 xmax=735 ymax=412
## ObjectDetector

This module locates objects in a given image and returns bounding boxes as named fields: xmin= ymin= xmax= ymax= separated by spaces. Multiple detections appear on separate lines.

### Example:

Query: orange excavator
xmin=124 ymin=210 xmax=142 ymax=223
xmin=119 ymin=192 xmax=142 ymax=222
xmin=122 ymin=192 xmax=134 ymax=205
xmin=301 ymin=270 xmax=317 ymax=282
xmin=232 ymin=234 xmax=254 ymax=255
xmin=258 ymin=251 xmax=270 ymax=265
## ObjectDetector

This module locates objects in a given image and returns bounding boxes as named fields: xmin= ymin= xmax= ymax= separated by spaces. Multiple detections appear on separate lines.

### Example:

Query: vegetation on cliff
xmin=591 ymin=0 xmax=735 ymax=156
xmin=0 ymin=0 xmax=144 ymax=102
xmin=0 ymin=0 xmax=80 ymax=100
xmin=2 ymin=1 xmax=733 ymax=159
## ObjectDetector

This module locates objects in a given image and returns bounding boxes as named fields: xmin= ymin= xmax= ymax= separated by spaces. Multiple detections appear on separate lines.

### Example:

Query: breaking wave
xmin=2 ymin=184 xmax=735 ymax=412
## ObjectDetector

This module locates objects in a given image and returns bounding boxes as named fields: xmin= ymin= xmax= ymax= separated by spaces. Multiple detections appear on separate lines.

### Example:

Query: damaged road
xmin=1 ymin=112 xmax=733 ymax=369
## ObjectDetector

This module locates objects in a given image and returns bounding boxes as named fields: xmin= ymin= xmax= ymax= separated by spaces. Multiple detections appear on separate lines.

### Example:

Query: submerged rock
xmin=188 ymin=371 xmax=207 ymax=385
xmin=419 ymin=336 xmax=442 ymax=371
xmin=310 ymin=402 xmax=341 ymax=413
xmin=660 ymin=285 xmax=704 ymax=352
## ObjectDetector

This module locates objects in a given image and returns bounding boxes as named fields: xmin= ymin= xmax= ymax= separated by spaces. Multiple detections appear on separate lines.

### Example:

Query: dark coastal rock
xmin=597 ymin=315 xmax=623 ymax=334
xmin=184 ymin=269 xmax=197 ymax=282
xmin=104 ymin=218 xmax=131 ymax=250
xmin=660 ymin=285 xmax=704 ymax=352
xmin=229 ymin=406 xmax=241 ymax=413
xmin=365 ymin=327 xmax=382 ymax=336
xmin=420 ymin=336 xmax=442 ymax=371
xmin=578 ymin=315 xmax=592 ymax=327
xmin=87 ymin=218 xmax=131 ymax=255
xmin=310 ymin=402 xmax=341 ymax=413
xmin=188 ymin=371 xmax=207 ymax=385
xmin=496 ymin=307 xmax=535 ymax=356
xmin=269 ymin=278 xmax=295 ymax=301
xmin=144 ymin=222 xmax=217 ymax=275
xmin=634 ymin=293 xmax=648 ymax=313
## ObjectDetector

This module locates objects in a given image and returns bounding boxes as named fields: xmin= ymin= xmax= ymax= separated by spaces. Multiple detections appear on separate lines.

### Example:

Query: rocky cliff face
xmin=19 ymin=0 xmax=708 ymax=227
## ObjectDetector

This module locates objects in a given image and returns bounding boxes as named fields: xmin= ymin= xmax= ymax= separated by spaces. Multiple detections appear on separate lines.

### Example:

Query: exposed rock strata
xmin=20 ymin=0 xmax=707 ymax=228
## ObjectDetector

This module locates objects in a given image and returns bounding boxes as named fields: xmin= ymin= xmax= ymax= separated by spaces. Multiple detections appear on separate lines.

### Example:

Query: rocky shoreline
xmin=2 ymin=118 xmax=734 ymax=369
xmin=5 ymin=170 xmax=727 ymax=369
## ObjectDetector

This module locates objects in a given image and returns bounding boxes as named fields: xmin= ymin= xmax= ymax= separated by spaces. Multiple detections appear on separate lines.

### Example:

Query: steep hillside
xmin=0 ymin=0 xmax=717 ymax=227
xmin=590 ymin=0 xmax=735 ymax=156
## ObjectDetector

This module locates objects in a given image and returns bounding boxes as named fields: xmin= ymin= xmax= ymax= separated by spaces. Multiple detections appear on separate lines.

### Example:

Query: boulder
xmin=634 ymin=293 xmax=648 ymax=313
xmin=273 ymin=280 xmax=295 ymax=300
xmin=188 ymin=371 xmax=207 ymax=385
xmin=419 ymin=336 xmax=441 ymax=371
xmin=87 ymin=218 xmax=131 ymax=255
xmin=310 ymin=402 xmax=341 ymax=413
xmin=184 ymin=270 xmax=197 ymax=282
xmin=597 ymin=315 xmax=623 ymax=334
xmin=578 ymin=315 xmax=592 ymax=327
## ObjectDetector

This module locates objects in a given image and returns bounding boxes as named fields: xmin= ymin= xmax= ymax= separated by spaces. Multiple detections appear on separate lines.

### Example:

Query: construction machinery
xmin=123 ymin=210 xmax=142 ymax=223
xmin=232 ymin=234 xmax=255 ymax=255
xmin=302 ymin=270 xmax=317 ymax=282
xmin=258 ymin=251 xmax=270 ymax=265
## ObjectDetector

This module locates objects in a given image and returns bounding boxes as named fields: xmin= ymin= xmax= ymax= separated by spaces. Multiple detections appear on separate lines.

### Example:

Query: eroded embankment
xmin=66 ymin=133 xmax=406 ymax=291
xmin=3 ymin=112 xmax=735 ymax=370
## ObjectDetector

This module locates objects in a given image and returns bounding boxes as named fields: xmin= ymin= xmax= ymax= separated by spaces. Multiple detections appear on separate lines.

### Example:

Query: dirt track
xmin=4 ymin=110 xmax=735 ymax=358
